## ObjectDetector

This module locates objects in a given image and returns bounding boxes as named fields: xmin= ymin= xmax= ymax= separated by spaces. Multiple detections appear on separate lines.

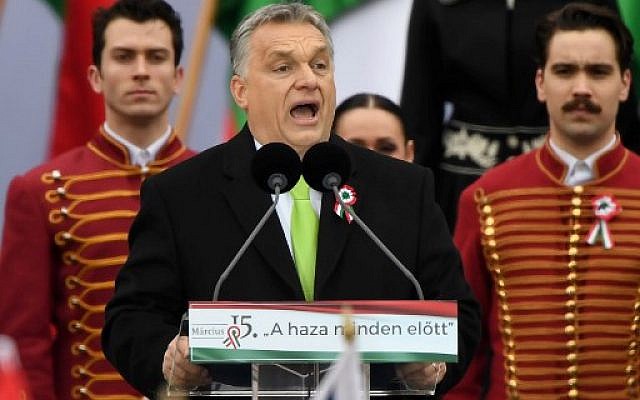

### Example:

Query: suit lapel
xmin=314 ymin=135 xmax=358 ymax=293
xmin=220 ymin=128 xmax=303 ymax=298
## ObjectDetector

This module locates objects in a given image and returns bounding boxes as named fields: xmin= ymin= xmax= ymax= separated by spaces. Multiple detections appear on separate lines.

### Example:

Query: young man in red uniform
xmin=447 ymin=3 xmax=640 ymax=400
xmin=0 ymin=1 xmax=194 ymax=398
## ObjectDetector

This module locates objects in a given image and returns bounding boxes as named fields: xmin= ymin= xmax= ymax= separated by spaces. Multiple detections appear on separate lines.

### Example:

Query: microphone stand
xmin=212 ymin=184 xmax=282 ymax=301
xmin=331 ymin=185 xmax=424 ymax=300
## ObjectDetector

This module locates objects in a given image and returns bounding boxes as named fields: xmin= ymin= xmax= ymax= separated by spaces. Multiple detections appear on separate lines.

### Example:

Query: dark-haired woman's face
xmin=335 ymin=107 xmax=414 ymax=162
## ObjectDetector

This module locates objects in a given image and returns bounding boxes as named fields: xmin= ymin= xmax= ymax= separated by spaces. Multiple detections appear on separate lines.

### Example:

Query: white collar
xmin=103 ymin=122 xmax=172 ymax=167
xmin=549 ymin=135 xmax=617 ymax=185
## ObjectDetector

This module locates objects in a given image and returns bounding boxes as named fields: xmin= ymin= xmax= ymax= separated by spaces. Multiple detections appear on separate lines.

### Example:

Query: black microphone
xmin=212 ymin=142 xmax=301 ymax=301
xmin=302 ymin=142 xmax=424 ymax=300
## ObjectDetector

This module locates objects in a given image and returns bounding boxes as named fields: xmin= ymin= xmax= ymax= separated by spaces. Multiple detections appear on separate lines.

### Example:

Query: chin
xmin=287 ymin=128 xmax=328 ymax=146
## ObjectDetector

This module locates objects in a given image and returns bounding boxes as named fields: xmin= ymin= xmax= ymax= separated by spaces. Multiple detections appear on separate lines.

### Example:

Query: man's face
xmin=535 ymin=29 xmax=630 ymax=154
xmin=88 ymin=18 xmax=183 ymax=126
xmin=230 ymin=22 xmax=336 ymax=156
xmin=335 ymin=107 xmax=414 ymax=162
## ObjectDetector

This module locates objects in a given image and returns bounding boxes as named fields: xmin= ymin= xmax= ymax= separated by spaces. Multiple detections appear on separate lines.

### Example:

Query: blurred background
xmin=0 ymin=0 xmax=412 ymax=227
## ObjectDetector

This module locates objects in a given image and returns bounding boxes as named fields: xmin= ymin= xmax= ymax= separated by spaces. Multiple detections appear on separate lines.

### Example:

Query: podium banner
xmin=188 ymin=300 xmax=457 ymax=364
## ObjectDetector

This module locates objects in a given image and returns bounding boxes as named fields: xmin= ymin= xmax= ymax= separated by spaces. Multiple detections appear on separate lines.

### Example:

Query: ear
xmin=230 ymin=75 xmax=249 ymax=110
xmin=173 ymin=65 xmax=185 ymax=95
xmin=619 ymin=68 xmax=631 ymax=102
xmin=88 ymin=65 xmax=103 ymax=94
xmin=405 ymin=139 xmax=415 ymax=163
xmin=535 ymin=68 xmax=546 ymax=102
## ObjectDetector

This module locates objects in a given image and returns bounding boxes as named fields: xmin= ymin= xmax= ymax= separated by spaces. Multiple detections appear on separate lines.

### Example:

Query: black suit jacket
xmin=102 ymin=127 xmax=481 ymax=398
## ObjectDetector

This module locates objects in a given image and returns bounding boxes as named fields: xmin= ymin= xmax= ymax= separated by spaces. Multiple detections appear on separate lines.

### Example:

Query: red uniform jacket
xmin=447 ymin=138 xmax=640 ymax=400
xmin=0 ymin=129 xmax=194 ymax=400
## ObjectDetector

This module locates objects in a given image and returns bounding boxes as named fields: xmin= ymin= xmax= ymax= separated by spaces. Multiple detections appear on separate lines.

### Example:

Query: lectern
xmin=166 ymin=300 xmax=457 ymax=398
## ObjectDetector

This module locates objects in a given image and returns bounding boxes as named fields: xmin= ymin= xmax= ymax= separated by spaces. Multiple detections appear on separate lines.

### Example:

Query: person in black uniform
xmin=401 ymin=0 xmax=640 ymax=231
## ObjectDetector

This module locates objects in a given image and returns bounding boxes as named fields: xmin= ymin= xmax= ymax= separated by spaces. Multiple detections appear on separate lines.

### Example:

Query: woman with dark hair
xmin=334 ymin=93 xmax=415 ymax=162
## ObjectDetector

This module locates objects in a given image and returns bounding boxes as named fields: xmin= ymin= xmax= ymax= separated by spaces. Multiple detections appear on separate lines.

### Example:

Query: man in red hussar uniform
xmin=447 ymin=3 xmax=640 ymax=400
xmin=0 ymin=1 xmax=194 ymax=398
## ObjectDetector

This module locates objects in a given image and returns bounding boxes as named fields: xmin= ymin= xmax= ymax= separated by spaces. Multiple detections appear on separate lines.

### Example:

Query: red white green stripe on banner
xmin=188 ymin=300 xmax=458 ymax=364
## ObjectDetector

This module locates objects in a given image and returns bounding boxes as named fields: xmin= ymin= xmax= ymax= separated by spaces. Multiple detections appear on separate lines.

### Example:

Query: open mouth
xmin=290 ymin=103 xmax=319 ymax=120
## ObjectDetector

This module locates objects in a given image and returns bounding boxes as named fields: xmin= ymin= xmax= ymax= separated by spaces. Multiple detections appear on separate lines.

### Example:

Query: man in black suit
xmin=102 ymin=3 xmax=480 ymax=398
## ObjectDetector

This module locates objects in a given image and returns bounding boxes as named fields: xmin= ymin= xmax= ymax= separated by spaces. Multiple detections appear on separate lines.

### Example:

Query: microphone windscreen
xmin=302 ymin=142 xmax=351 ymax=192
xmin=251 ymin=142 xmax=301 ymax=193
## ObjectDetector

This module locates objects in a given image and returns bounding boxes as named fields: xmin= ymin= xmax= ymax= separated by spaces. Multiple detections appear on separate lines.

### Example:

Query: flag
xmin=618 ymin=0 xmax=640 ymax=98
xmin=214 ymin=0 xmax=368 ymax=140
xmin=43 ymin=0 xmax=114 ymax=158
xmin=0 ymin=335 xmax=31 ymax=400
xmin=313 ymin=340 xmax=366 ymax=400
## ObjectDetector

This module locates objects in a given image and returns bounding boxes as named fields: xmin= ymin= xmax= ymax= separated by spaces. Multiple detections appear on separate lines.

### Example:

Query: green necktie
xmin=290 ymin=177 xmax=319 ymax=301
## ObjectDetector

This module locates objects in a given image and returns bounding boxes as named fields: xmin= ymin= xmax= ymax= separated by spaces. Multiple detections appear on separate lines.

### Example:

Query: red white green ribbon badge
xmin=223 ymin=325 xmax=241 ymax=349
xmin=586 ymin=195 xmax=621 ymax=249
xmin=334 ymin=184 xmax=357 ymax=224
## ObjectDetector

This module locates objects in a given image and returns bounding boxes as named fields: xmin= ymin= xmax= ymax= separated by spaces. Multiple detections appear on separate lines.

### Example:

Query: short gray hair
xmin=230 ymin=2 xmax=333 ymax=77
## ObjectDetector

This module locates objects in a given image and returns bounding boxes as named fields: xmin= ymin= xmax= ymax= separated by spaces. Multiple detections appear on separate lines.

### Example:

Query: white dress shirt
xmin=103 ymin=123 xmax=172 ymax=168
xmin=254 ymin=140 xmax=322 ymax=257
xmin=549 ymin=135 xmax=617 ymax=186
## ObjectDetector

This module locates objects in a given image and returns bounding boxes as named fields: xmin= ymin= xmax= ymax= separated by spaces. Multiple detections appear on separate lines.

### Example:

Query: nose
xmin=294 ymin=65 xmax=318 ymax=91
xmin=572 ymin=72 xmax=592 ymax=97
xmin=133 ymin=55 xmax=149 ymax=79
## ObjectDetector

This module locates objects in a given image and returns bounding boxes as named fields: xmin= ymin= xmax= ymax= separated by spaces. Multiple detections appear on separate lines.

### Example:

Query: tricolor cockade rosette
xmin=586 ymin=194 xmax=621 ymax=249
xmin=334 ymin=184 xmax=357 ymax=224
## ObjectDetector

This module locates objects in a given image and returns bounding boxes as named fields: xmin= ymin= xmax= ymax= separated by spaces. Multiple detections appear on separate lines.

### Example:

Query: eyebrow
xmin=266 ymin=44 xmax=330 ymax=60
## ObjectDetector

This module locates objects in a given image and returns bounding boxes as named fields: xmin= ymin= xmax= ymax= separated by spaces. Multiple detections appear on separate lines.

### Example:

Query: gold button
xmin=507 ymin=354 xmax=515 ymax=362
xmin=568 ymin=377 xmax=577 ymax=386
xmin=567 ymin=352 xmax=577 ymax=362
xmin=506 ymin=340 xmax=515 ymax=349
xmin=626 ymin=365 xmax=635 ymax=374
xmin=503 ymin=315 xmax=512 ymax=323
xmin=565 ymin=312 xmax=575 ymax=322
xmin=634 ymin=302 xmax=640 ymax=310
xmin=504 ymin=327 xmax=513 ymax=336
xmin=566 ymin=339 xmax=576 ymax=349
xmin=494 ymin=267 xmax=501 ymax=274
xmin=631 ymin=324 xmax=638 ymax=333
xmin=56 ymin=187 xmax=66 ymax=196
xmin=566 ymin=299 xmax=576 ymax=309
xmin=498 ymin=279 xmax=505 ymax=288
xmin=630 ymin=341 xmax=637 ymax=349
xmin=571 ymin=197 xmax=582 ymax=206
xmin=491 ymin=253 xmax=500 ymax=261
xmin=485 ymin=227 xmax=495 ymax=236
xmin=485 ymin=217 xmax=495 ymax=226
xmin=508 ymin=379 xmax=517 ymax=389
xmin=567 ymin=365 xmax=577 ymax=375
xmin=51 ymin=170 xmax=62 ymax=180
xmin=60 ymin=207 xmax=68 ymax=216
xmin=483 ymin=205 xmax=492 ymax=214
xmin=566 ymin=285 xmax=576 ymax=296
xmin=572 ymin=209 xmax=581 ymax=217
xmin=573 ymin=186 xmax=584 ymax=194
xmin=499 ymin=290 xmax=507 ymax=299
xmin=568 ymin=260 xmax=577 ymax=268
xmin=630 ymin=349 xmax=637 ymax=357
xmin=62 ymin=232 xmax=71 ymax=240
xmin=508 ymin=365 xmax=516 ymax=374
xmin=568 ymin=388 xmax=578 ymax=398
xmin=573 ymin=223 xmax=581 ymax=231
xmin=488 ymin=239 xmax=497 ymax=247
xmin=628 ymin=377 xmax=636 ymax=386
xmin=568 ymin=247 xmax=578 ymax=256
xmin=565 ymin=325 xmax=576 ymax=335
xmin=502 ymin=304 xmax=509 ymax=312
xmin=569 ymin=234 xmax=580 ymax=243
xmin=567 ymin=272 xmax=577 ymax=281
